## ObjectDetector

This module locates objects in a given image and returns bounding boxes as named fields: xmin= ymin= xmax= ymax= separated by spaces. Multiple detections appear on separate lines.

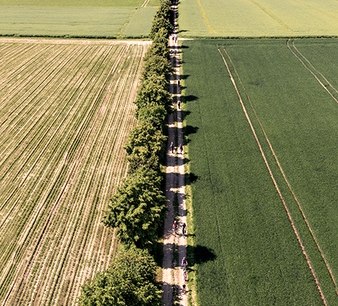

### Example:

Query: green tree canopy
xmin=142 ymin=54 xmax=172 ymax=80
xmin=103 ymin=168 xmax=166 ymax=248
xmin=137 ymin=104 xmax=167 ymax=128
xmin=135 ymin=78 xmax=171 ymax=111
xmin=79 ymin=247 xmax=162 ymax=306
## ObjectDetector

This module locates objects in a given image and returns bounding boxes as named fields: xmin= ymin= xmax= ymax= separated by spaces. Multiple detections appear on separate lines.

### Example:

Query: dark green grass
xmin=183 ymin=38 xmax=338 ymax=305
xmin=0 ymin=0 xmax=159 ymax=37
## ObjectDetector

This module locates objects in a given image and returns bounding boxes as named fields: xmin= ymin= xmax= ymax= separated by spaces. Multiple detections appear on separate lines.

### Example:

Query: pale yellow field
xmin=0 ymin=38 xmax=148 ymax=305
xmin=179 ymin=0 xmax=338 ymax=37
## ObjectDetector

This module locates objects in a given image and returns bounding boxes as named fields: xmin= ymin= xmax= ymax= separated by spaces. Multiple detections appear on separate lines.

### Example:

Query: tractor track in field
xmin=287 ymin=39 xmax=338 ymax=105
xmin=223 ymin=48 xmax=338 ymax=295
xmin=141 ymin=0 xmax=150 ymax=8
xmin=218 ymin=47 xmax=328 ymax=306
xmin=0 ymin=41 xmax=147 ymax=305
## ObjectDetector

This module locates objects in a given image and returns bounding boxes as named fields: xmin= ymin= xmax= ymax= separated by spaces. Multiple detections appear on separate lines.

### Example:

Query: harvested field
xmin=183 ymin=38 xmax=338 ymax=305
xmin=0 ymin=38 xmax=149 ymax=305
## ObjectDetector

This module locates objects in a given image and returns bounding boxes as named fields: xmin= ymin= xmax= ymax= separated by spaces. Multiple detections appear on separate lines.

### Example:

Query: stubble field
xmin=0 ymin=38 xmax=148 ymax=305
xmin=183 ymin=38 xmax=338 ymax=305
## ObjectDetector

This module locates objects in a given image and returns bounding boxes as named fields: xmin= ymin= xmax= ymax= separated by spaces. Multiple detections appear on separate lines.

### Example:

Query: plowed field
xmin=0 ymin=38 xmax=148 ymax=305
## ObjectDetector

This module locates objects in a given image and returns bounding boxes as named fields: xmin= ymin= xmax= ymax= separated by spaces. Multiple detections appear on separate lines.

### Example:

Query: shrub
xmin=103 ymin=167 xmax=166 ymax=248
xmin=79 ymin=247 xmax=162 ymax=306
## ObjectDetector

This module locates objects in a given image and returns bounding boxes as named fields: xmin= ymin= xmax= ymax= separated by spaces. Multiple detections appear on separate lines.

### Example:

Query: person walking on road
xmin=181 ymin=256 xmax=188 ymax=269
xmin=172 ymin=219 xmax=178 ymax=234
xmin=183 ymin=269 xmax=188 ymax=282
xmin=182 ymin=222 xmax=186 ymax=236
xmin=178 ymin=144 xmax=183 ymax=154
xmin=170 ymin=141 xmax=174 ymax=154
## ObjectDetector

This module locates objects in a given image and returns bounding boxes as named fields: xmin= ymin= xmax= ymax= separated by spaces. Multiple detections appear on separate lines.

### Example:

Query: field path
xmin=162 ymin=1 xmax=188 ymax=305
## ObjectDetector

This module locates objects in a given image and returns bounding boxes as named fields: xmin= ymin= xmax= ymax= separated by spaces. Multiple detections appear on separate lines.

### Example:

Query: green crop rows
xmin=179 ymin=0 xmax=338 ymax=37
xmin=0 ymin=0 xmax=159 ymax=37
xmin=0 ymin=38 xmax=148 ymax=305
xmin=183 ymin=38 xmax=338 ymax=305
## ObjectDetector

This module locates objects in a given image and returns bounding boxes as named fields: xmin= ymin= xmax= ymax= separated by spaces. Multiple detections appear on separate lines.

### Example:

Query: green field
xmin=0 ymin=38 xmax=148 ymax=305
xmin=179 ymin=0 xmax=338 ymax=37
xmin=183 ymin=38 xmax=338 ymax=305
xmin=0 ymin=0 xmax=159 ymax=37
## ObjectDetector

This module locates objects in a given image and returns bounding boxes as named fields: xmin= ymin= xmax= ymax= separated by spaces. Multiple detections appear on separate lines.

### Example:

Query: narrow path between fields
xmin=162 ymin=1 xmax=189 ymax=305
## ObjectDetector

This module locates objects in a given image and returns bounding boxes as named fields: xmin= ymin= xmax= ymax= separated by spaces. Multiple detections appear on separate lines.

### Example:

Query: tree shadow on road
xmin=187 ymin=244 xmax=217 ymax=266
xmin=157 ymin=243 xmax=216 ymax=269
xmin=161 ymin=282 xmax=188 ymax=306
xmin=182 ymin=94 xmax=198 ymax=103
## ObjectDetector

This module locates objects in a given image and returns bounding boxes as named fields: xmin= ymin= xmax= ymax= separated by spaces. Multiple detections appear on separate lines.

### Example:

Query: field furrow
xmin=1 ymin=45 xmax=120 ymax=302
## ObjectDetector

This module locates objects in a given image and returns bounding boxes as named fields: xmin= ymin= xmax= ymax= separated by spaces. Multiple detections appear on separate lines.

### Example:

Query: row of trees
xmin=103 ymin=0 xmax=173 ymax=249
xmin=79 ymin=0 xmax=173 ymax=305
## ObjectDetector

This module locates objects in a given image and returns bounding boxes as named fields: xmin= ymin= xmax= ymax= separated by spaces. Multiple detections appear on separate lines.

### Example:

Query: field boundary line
xmin=218 ymin=47 xmax=328 ymax=306
xmin=224 ymin=48 xmax=338 ymax=295
xmin=287 ymin=39 xmax=338 ymax=105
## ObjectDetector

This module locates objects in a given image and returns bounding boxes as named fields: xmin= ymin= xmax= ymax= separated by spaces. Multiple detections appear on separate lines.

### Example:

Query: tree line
xmin=79 ymin=1 xmax=173 ymax=305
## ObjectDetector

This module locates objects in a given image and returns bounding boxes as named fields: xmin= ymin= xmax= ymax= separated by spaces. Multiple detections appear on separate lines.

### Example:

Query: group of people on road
xmin=172 ymin=219 xmax=186 ymax=236
xmin=169 ymin=142 xmax=184 ymax=154
xmin=181 ymin=256 xmax=189 ymax=294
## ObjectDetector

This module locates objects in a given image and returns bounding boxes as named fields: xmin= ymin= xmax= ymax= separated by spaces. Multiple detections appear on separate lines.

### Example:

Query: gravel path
xmin=162 ymin=1 xmax=188 ymax=305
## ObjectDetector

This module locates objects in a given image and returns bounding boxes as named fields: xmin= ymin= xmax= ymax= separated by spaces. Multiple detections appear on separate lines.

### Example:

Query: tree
xmin=149 ymin=28 xmax=170 ymax=58
xmin=79 ymin=247 xmax=162 ymax=306
xmin=142 ymin=54 xmax=172 ymax=81
xmin=135 ymin=78 xmax=171 ymax=111
xmin=149 ymin=0 xmax=173 ymax=39
xmin=137 ymin=104 xmax=167 ymax=129
xmin=103 ymin=168 xmax=166 ymax=248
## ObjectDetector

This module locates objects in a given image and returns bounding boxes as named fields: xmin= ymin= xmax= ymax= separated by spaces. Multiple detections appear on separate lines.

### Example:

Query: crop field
xmin=179 ymin=0 xmax=338 ymax=37
xmin=183 ymin=38 xmax=338 ymax=305
xmin=0 ymin=38 xmax=148 ymax=305
xmin=0 ymin=0 xmax=159 ymax=37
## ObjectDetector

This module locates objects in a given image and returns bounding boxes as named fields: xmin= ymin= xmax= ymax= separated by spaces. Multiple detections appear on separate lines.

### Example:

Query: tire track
xmin=287 ymin=39 xmax=338 ymax=105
